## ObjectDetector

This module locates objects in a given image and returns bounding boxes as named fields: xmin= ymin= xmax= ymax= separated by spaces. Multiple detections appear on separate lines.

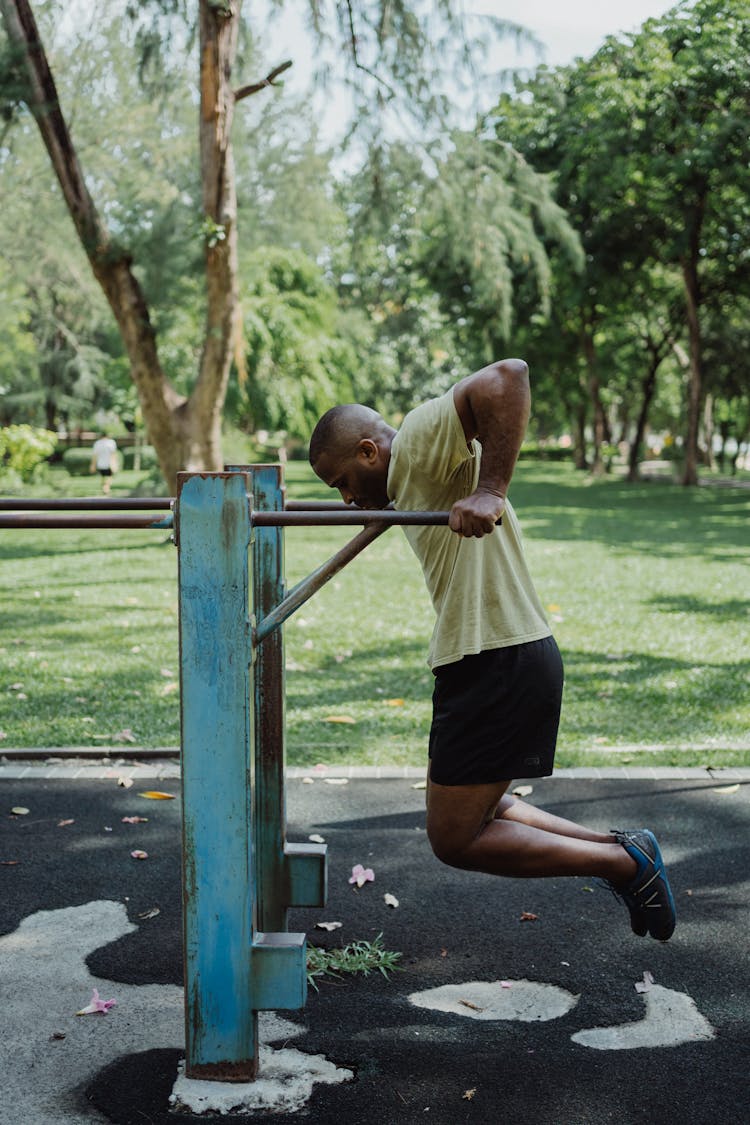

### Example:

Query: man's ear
xmin=357 ymin=438 xmax=379 ymax=463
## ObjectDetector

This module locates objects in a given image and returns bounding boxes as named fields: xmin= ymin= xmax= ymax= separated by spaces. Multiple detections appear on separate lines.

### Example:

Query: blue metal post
xmin=176 ymin=472 xmax=307 ymax=1082
xmin=245 ymin=464 xmax=327 ymax=930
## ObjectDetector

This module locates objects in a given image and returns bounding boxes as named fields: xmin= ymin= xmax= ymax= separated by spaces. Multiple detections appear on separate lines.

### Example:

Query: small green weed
xmin=306 ymin=933 xmax=402 ymax=990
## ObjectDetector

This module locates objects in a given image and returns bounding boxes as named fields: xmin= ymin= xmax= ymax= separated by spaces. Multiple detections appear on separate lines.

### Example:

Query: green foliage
xmin=0 ymin=423 xmax=57 ymax=481
xmin=235 ymin=247 xmax=355 ymax=437
xmin=60 ymin=447 xmax=95 ymax=476
xmin=60 ymin=443 xmax=158 ymax=475
xmin=306 ymin=933 xmax=402 ymax=991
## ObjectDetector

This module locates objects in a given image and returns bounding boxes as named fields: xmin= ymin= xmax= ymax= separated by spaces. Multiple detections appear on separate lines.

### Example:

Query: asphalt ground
xmin=1 ymin=771 xmax=749 ymax=1125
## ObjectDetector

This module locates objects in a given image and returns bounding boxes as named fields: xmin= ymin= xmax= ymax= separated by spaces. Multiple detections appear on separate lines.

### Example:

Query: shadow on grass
xmin=285 ymin=639 xmax=748 ymax=752
xmin=647 ymin=594 xmax=749 ymax=618
xmin=511 ymin=468 xmax=749 ymax=559
xmin=0 ymin=537 xmax=173 ymax=563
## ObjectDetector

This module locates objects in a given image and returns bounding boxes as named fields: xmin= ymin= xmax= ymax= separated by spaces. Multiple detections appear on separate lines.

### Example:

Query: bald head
xmin=309 ymin=404 xmax=390 ymax=468
xmin=309 ymin=403 xmax=395 ymax=509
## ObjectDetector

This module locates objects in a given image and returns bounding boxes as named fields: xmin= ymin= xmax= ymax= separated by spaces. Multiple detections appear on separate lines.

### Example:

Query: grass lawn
xmin=0 ymin=460 xmax=748 ymax=768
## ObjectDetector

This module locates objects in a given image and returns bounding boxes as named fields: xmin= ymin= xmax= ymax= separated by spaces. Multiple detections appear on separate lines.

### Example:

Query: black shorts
xmin=428 ymin=636 xmax=563 ymax=786
xmin=98 ymin=468 xmax=113 ymax=477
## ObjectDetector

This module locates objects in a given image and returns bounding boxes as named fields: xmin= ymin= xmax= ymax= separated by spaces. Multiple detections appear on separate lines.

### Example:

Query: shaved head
xmin=309 ymin=403 xmax=396 ymax=508
xmin=309 ymin=404 xmax=390 ymax=468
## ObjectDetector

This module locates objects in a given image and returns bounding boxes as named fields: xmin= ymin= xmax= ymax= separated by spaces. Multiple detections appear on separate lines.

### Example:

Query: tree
xmin=494 ymin=1 xmax=750 ymax=484
xmin=1 ymin=0 xmax=535 ymax=490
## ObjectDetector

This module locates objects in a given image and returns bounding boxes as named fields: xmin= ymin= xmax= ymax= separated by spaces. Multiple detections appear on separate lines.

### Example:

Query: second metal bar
xmin=255 ymin=520 xmax=390 ymax=643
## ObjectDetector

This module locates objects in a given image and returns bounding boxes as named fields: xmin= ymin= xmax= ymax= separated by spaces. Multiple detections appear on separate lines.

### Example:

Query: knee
xmin=427 ymin=823 xmax=472 ymax=869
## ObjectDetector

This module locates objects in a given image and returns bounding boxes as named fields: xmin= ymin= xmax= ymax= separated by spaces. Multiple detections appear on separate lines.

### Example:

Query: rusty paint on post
xmin=248 ymin=466 xmax=326 ymax=931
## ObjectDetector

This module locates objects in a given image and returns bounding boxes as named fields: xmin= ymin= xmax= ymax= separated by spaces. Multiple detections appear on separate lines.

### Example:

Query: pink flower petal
xmin=76 ymin=988 xmax=116 ymax=1016
xmin=348 ymin=863 xmax=375 ymax=887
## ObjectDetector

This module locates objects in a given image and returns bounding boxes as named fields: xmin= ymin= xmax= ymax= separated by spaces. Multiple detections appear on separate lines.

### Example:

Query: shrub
xmin=0 ymin=425 xmax=58 ymax=482
xmin=61 ymin=447 xmax=93 ymax=476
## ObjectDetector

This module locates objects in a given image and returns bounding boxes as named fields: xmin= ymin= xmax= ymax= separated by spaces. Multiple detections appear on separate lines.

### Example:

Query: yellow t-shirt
xmin=386 ymin=389 xmax=551 ymax=669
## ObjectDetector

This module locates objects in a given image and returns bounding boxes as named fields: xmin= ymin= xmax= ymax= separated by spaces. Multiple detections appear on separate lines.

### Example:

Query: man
xmin=309 ymin=359 xmax=676 ymax=941
xmin=90 ymin=432 xmax=118 ymax=495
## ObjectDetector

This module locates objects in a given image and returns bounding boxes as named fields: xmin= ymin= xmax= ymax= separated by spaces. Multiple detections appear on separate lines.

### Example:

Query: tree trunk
xmin=680 ymin=196 xmax=706 ymax=487
xmin=627 ymin=356 xmax=659 ymax=482
xmin=582 ymin=327 xmax=606 ymax=476
xmin=701 ymin=392 xmax=715 ymax=469
xmin=573 ymin=400 xmax=588 ymax=470
xmin=1 ymin=0 xmax=244 ymax=492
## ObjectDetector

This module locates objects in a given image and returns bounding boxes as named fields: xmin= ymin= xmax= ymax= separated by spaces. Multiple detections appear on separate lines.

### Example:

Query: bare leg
xmin=493 ymin=793 xmax=614 ymax=844
xmin=426 ymin=777 xmax=636 ymax=883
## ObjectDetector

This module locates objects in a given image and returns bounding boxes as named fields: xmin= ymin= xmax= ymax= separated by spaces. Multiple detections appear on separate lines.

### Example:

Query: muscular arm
xmin=449 ymin=358 xmax=530 ymax=537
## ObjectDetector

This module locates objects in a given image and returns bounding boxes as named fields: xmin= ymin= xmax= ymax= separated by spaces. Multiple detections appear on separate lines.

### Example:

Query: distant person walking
xmin=90 ymin=433 xmax=118 ymax=495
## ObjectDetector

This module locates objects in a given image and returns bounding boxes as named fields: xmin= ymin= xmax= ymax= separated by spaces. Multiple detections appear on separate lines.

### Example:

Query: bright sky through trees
xmin=266 ymin=0 xmax=680 ymax=142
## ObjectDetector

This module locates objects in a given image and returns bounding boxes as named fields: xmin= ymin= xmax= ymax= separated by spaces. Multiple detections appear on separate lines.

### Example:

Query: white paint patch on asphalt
xmin=408 ymin=979 xmax=580 ymax=1022
xmin=571 ymin=984 xmax=716 ymax=1050
xmin=170 ymin=1047 xmax=354 ymax=1116
xmin=0 ymin=901 xmax=315 ymax=1124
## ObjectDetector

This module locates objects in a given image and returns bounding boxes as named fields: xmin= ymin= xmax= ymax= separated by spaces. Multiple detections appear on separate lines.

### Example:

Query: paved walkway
xmin=1 ymin=769 xmax=749 ymax=1123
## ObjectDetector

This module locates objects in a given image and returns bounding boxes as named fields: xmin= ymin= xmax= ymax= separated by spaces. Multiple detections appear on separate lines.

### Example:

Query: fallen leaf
xmin=138 ymin=791 xmax=175 ymax=800
xmin=324 ymin=777 xmax=349 ymax=785
xmin=635 ymin=970 xmax=655 ymax=993
xmin=582 ymin=885 xmax=594 ymax=893
xmin=159 ymin=681 xmax=179 ymax=696
xmin=308 ymin=834 xmax=325 ymax=843
xmin=122 ymin=816 xmax=149 ymax=824
xmin=57 ymin=819 xmax=75 ymax=828
xmin=137 ymin=906 xmax=160 ymax=920
xmin=160 ymin=668 xmax=175 ymax=678
xmin=712 ymin=783 xmax=740 ymax=794
xmin=0 ymin=730 xmax=6 ymax=740
xmin=10 ymin=807 xmax=29 ymax=816
xmin=1 ymin=860 xmax=19 ymax=866
xmin=348 ymin=863 xmax=375 ymax=888
xmin=323 ymin=715 xmax=356 ymax=724
xmin=117 ymin=777 xmax=134 ymax=789
xmin=411 ymin=780 xmax=427 ymax=790
xmin=384 ymin=698 xmax=405 ymax=707
xmin=49 ymin=1031 xmax=66 ymax=1041
xmin=547 ymin=604 xmax=561 ymax=613
xmin=315 ymin=921 xmax=343 ymax=932
xmin=76 ymin=987 xmax=116 ymax=1016
xmin=458 ymin=999 xmax=484 ymax=1011
xmin=462 ymin=1089 xmax=477 ymax=1101
xmin=500 ymin=980 xmax=513 ymax=988
xmin=520 ymin=911 xmax=539 ymax=922
xmin=114 ymin=728 xmax=137 ymax=743
xmin=440 ymin=948 xmax=448 ymax=957
xmin=512 ymin=785 xmax=533 ymax=797
xmin=384 ymin=893 xmax=399 ymax=908
xmin=130 ymin=850 xmax=149 ymax=860
xmin=302 ymin=777 xmax=315 ymax=785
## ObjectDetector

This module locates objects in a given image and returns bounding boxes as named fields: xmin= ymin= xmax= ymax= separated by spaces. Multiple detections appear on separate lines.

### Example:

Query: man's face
xmin=313 ymin=442 xmax=390 ymax=509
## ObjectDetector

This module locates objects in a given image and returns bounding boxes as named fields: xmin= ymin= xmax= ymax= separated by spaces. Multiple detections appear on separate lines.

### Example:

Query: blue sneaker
xmin=605 ymin=828 xmax=676 ymax=941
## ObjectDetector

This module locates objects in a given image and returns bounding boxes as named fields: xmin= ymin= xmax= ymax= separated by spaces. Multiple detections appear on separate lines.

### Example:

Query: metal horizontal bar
xmin=0 ymin=497 xmax=173 ymax=511
xmin=252 ymin=509 xmax=453 ymax=527
xmin=285 ymin=500 xmax=349 ymax=511
xmin=0 ymin=512 xmax=174 ymax=529
xmin=0 ymin=496 xmax=342 ymax=512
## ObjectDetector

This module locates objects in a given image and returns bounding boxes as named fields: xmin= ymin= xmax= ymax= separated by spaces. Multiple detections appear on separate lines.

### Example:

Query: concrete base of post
xmin=169 ymin=1015 xmax=354 ymax=1115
